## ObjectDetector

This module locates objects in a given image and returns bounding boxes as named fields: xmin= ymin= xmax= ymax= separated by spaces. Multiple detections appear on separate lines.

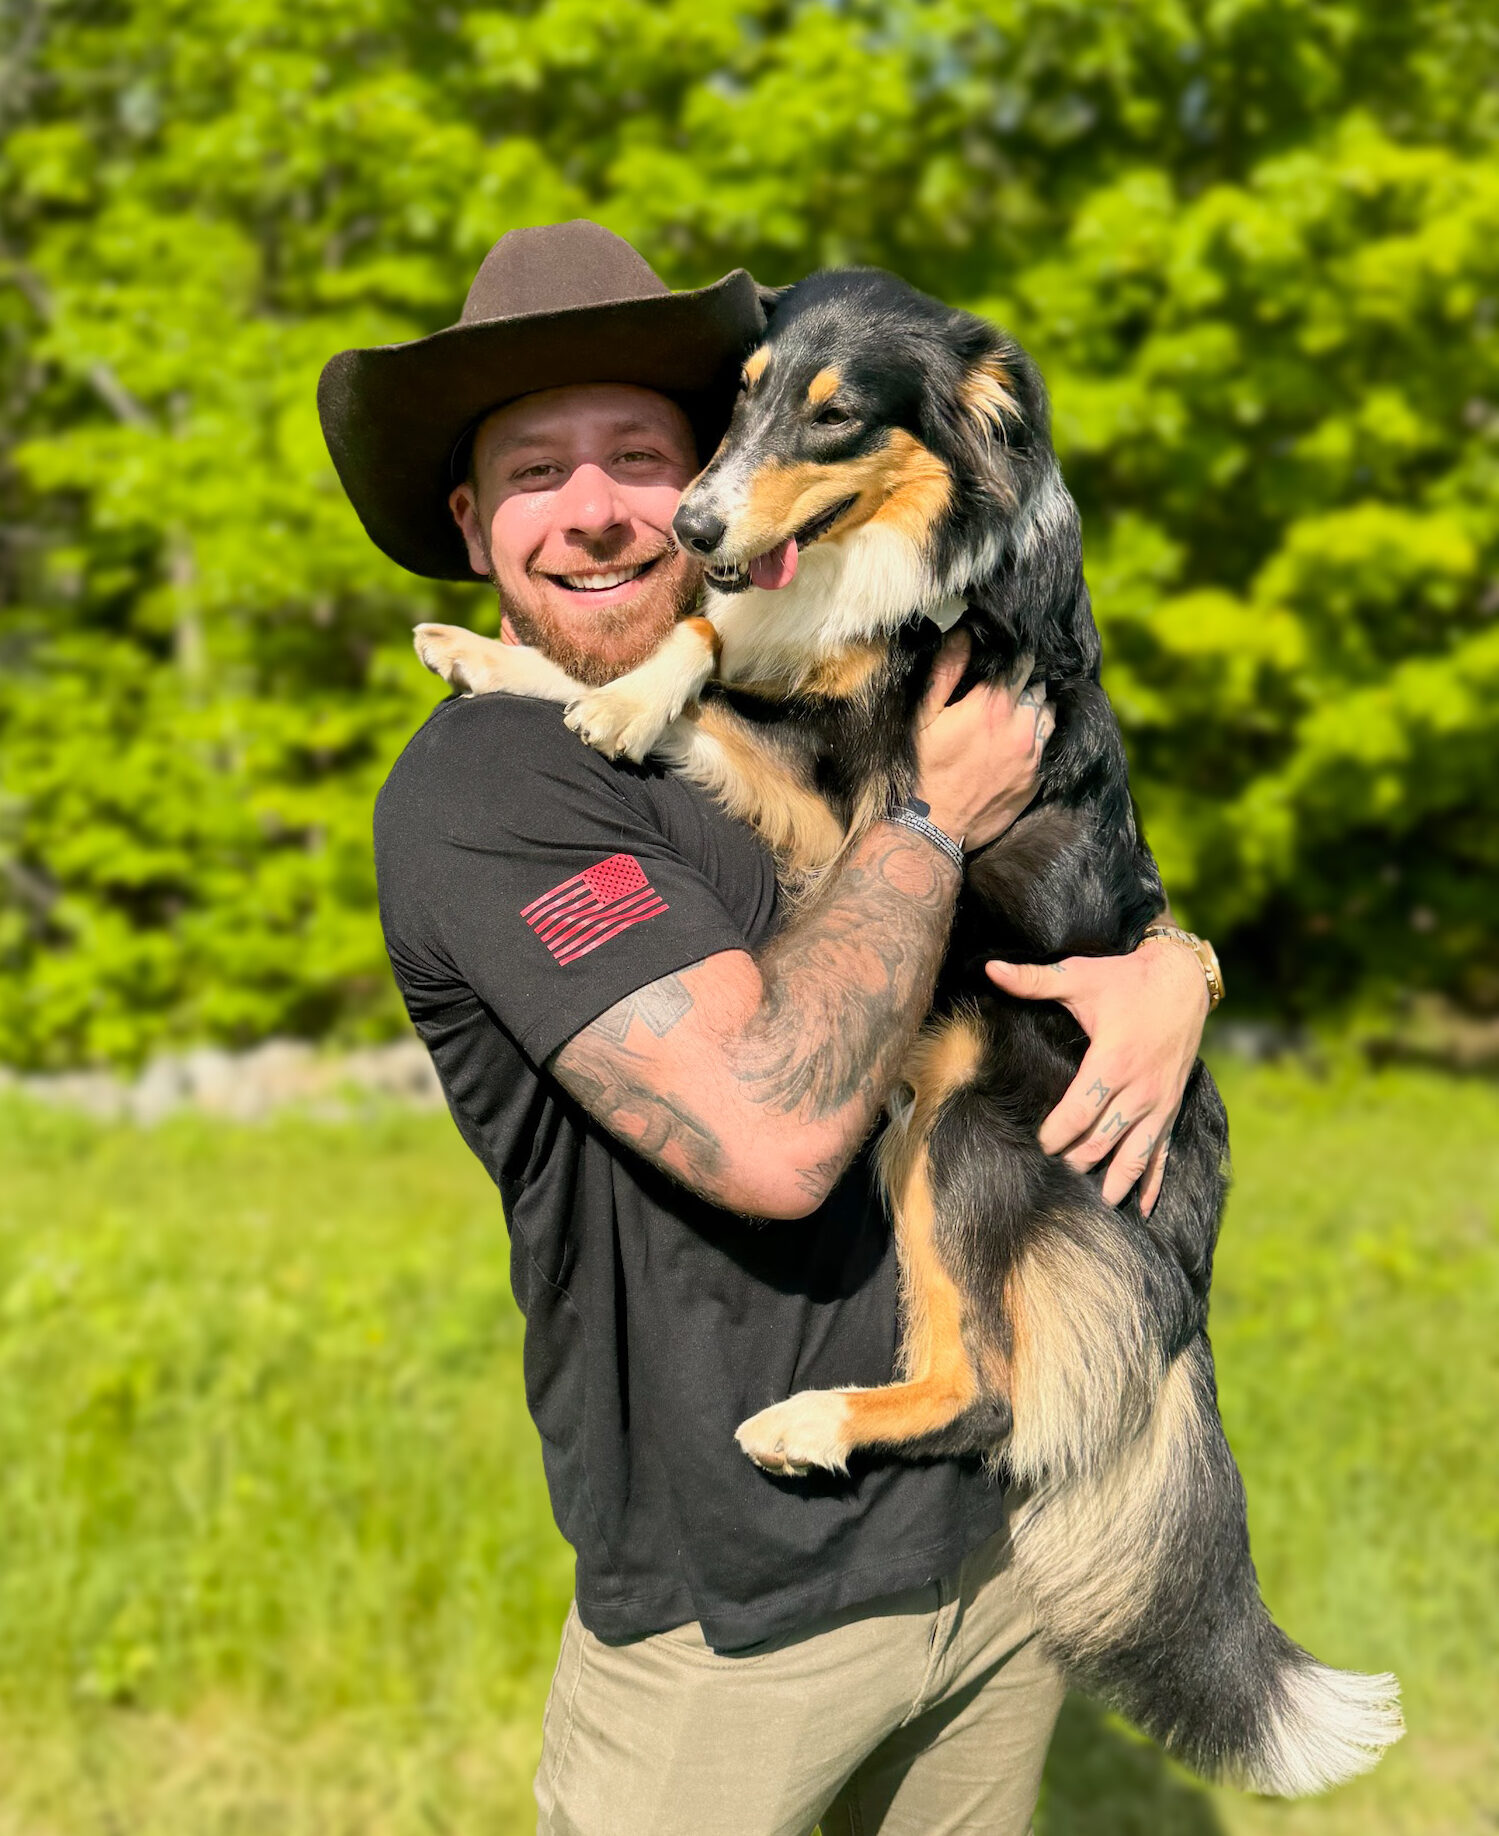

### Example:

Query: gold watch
xmin=1141 ymin=925 xmax=1224 ymax=1012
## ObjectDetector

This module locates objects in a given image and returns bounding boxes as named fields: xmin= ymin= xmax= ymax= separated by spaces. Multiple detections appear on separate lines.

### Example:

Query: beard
xmin=493 ymin=549 xmax=701 ymax=688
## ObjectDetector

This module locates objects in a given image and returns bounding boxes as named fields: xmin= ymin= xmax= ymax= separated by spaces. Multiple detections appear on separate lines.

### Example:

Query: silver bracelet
xmin=885 ymin=798 xmax=966 ymax=876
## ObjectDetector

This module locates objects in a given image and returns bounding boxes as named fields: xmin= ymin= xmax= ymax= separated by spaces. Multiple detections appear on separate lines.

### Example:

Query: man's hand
xmin=914 ymin=631 xmax=1053 ymax=849
xmin=985 ymin=937 xmax=1210 ymax=1215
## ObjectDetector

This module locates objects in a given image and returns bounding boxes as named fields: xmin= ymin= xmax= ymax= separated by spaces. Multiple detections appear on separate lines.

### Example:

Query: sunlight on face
xmin=448 ymin=384 xmax=703 ymax=686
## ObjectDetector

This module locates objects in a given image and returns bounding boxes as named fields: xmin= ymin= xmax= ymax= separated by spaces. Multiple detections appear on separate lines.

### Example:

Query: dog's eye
xmin=814 ymin=406 xmax=851 ymax=428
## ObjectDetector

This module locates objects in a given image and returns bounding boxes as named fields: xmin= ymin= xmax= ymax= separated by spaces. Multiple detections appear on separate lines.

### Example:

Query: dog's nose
xmin=673 ymin=506 xmax=727 ymax=556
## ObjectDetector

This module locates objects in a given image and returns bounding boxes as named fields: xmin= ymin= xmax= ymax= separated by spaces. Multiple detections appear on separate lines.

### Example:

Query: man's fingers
xmin=1061 ymin=1109 xmax=1136 ymax=1173
xmin=1014 ymin=680 xmax=1055 ymax=762
xmin=1139 ymin=1136 xmax=1171 ymax=1217
xmin=986 ymin=958 xmax=1077 ymax=1011
xmin=1098 ymin=1122 xmax=1160 ymax=1208
xmin=921 ymin=628 xmax=972 ymax=719
xmin=1035 ymin=1045 xmax=1119 ymax=1154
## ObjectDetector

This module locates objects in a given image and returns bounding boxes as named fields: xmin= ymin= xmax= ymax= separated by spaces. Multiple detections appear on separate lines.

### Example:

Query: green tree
xmin=2 ymin=0 xmax=1496 ymax=1065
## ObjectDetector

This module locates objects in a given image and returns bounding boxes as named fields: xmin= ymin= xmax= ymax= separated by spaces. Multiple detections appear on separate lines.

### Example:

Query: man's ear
xmin=448 ymin=482 xmax=492 ymax=579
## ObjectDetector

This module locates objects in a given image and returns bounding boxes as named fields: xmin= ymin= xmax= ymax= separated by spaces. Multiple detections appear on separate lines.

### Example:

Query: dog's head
xmin=674 ymin=268 xmax=1084 ymax=654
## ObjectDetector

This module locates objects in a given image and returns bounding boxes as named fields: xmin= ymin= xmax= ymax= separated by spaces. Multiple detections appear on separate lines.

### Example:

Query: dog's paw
xmin=413 ymin=623 xmax=500 ymax=694
xmin=565 ymin=684 xmax=672 ymax=762
xmin=735 ymin=1391 xmax=854 ymax=1477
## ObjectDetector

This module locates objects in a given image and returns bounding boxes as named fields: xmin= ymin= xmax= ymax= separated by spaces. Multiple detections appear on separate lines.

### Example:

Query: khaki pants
xmin=534 ymin=1529 xmax=1065 ymax=1836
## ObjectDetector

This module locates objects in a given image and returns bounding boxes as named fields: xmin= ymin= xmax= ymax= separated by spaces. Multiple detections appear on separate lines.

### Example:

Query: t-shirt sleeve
xmin=375 ymin=694 xmax=754 ymax=1065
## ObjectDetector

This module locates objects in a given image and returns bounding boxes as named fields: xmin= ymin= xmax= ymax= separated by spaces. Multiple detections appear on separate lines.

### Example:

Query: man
xmin=320 ymin=221 xmax=1215 ymax=1836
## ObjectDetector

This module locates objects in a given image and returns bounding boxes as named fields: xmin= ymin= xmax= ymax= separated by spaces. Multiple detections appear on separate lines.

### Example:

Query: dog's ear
xmin=953 ymin=338 xmax=1096 ymax=670
xmin=755 ymin=282 xmax=789 ymax=321
xmin=952 ymin=347 xmax=1026 ymax=508
xmin=1005 ymin=462 xmax=1096 ymax=673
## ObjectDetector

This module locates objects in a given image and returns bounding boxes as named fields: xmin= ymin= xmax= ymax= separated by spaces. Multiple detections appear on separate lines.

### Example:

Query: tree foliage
xmin=1 ymin=0 xmax=1496 ymax=1065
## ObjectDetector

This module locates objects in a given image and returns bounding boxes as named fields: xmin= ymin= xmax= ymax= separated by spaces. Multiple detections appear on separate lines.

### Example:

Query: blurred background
xmin=0 ymin=2 xmax=1494 ymax=1831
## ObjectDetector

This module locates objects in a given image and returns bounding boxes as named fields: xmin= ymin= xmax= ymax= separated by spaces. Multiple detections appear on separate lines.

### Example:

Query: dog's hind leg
xmin=735 ymin=1009 xmax=1004 ymax=1475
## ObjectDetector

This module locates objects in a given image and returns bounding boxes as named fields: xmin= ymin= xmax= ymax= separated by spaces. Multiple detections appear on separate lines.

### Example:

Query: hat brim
xmin=318 ymin=270 xmax=765 ymax=581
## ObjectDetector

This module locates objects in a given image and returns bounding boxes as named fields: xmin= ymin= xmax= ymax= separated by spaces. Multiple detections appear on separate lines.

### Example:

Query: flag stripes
xmin=521 ymin=854 xmax=669 ymax=965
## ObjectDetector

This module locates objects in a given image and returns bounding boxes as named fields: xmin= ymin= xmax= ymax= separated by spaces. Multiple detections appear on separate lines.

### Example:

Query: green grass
xmin=0 ymin=1061 xmax=1494 ymax=1834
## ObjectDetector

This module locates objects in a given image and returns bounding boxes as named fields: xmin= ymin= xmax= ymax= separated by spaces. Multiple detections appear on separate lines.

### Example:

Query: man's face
xmin=448 ymin=383 xmax=702 ymax=686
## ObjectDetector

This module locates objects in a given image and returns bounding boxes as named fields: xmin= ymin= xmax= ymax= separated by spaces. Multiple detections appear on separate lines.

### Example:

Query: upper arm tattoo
xmin=551 ymin=973 xmax=727 ymax=1191
xmin=585 ymin=972 xmax=694 ymax=1045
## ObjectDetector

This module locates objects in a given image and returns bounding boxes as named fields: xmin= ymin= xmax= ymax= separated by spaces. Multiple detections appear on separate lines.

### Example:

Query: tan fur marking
xmin=743 ymin=345 xmax=770 ymax=387
xmin=737 ymin=429 xmax=951 ymax=558
xmin=683 ymin=615 xmax=722 ymax=667
xmin=830 ymin=1013 xmax=989 ymax=1451
xmin=897 ymin=1009 xmax=988 ymax=1142
xmin=800 ymin=643 xmax=886 ymax=701
xmin=705 ymin=645 xmax=885 ymax=705
xmin=806 ymin=366 xmax=841 ymax=405
xmin=689 ymin=701 xmax=845 ymax=873
xmin=853 ymin=430 xmax=953 ymax=546
xmin=961 ymin=355 xmax=1019 ymax=428
xmin=740 ymin=458 xmax=866 ymax=547
xmin=1008 ymin=1345 xmax=1201 ymax=1657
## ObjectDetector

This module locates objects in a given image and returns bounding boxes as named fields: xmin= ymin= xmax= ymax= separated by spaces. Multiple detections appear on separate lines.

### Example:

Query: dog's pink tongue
xmin=749 ymin=537 xmax=799 ymax=590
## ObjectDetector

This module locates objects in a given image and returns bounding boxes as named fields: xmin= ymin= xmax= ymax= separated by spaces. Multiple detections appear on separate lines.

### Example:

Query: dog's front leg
xmin=413 ymin=624 xmax=586 ymax=701
xmin=658 ymin=701 xmax=846 ymax=879
xmin=564 ymin=617 xmax=721 ymax=763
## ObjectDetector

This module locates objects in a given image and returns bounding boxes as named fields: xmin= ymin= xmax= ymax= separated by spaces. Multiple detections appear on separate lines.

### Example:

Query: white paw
xmin=735 ymin=1391 xmax=854 ymax=1477
xmin=413 ymin=622 xmax=494 ymax=693
xmin=565 ymin=685 xmax=672 ymax=762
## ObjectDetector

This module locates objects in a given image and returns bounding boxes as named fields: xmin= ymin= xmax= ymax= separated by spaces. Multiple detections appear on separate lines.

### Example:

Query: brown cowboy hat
xmin=317 ymin=219 xmax=765 ymax=581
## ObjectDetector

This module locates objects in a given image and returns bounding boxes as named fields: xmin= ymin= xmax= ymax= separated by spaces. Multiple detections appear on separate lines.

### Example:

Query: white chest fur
xmin=708 ymin=523 xmax=962 ymax=687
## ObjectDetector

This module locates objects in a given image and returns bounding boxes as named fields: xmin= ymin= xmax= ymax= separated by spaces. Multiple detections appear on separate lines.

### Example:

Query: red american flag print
xmin=521 ymin=853 xmax=669 ymax=965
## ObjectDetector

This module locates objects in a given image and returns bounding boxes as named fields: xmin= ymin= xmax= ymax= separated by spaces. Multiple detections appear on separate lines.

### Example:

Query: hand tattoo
xmin=1086 ymin=1077 xmax=1110 ymax=1108
xmin=1017 ymin=680 xmax=1050 ymax=757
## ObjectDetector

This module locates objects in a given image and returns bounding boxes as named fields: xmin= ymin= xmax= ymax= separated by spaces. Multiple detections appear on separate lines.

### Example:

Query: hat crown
xmin=461 ymin=220 xmax=670 ymax=324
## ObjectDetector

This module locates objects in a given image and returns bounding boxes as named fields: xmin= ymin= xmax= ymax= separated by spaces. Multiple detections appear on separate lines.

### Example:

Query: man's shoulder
xmin=389 ymin=689 xmax=578 ymax=774
xmin=380 ymin=692 xmax=619 ymax=815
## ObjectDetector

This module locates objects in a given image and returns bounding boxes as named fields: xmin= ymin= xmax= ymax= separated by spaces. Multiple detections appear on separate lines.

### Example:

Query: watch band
xmin=1142 ymin=924 xmax=1225 ymax=1011
xmin=885 ymin=796 xmax=966 ymax=876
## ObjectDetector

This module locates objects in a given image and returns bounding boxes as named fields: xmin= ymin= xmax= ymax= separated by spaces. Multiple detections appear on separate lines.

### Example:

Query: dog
xmin=414 ymin=267 xmax=1402 ymax=1795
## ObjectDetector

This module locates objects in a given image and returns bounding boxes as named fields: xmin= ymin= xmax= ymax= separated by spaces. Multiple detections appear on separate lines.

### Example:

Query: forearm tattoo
xmin=727 ymin=829 xmax=957 ymax=1122
xmin=551 ymin=830 xmax=959 ymax=1198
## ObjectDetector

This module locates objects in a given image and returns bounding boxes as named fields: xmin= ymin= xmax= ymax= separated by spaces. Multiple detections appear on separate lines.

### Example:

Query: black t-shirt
xmin=373 ymin=691 xmax=1007 ymax=1650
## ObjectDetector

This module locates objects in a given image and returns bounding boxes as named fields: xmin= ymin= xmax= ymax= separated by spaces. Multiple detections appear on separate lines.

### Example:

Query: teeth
xmin=558 ymin=565 xmax=646 ymax=590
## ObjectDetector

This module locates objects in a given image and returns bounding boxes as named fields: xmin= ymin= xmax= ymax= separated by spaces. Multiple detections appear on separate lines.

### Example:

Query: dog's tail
xmin=1002 ymin=1233 xmax=1404 ymax=1794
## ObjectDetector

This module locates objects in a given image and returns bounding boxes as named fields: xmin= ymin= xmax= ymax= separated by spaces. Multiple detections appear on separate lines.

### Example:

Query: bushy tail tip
xmin=1234 ymin=1660 xmax=1404 ymax=1798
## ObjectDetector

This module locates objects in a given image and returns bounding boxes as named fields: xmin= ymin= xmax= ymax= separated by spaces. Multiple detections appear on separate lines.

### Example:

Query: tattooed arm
xmin=551 ymin=826 xmax=959 ymax=1218
xmin=550 ymin=632 xmax=1049 ymax=1219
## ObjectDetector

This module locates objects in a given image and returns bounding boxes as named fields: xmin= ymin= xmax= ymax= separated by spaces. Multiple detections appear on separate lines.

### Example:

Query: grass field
xmin=0 ymin=1059 xmax=1494 ymax=1834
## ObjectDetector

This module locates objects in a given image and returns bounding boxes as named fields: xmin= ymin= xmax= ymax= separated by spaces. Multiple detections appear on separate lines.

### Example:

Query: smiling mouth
xmin=542 ymin=555 xmax=665 ymax=593
xmin=705 ymin=497 xmax=859 ymax=592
